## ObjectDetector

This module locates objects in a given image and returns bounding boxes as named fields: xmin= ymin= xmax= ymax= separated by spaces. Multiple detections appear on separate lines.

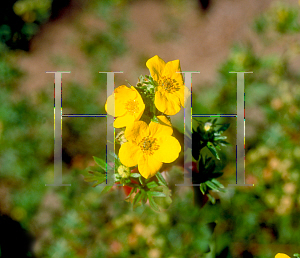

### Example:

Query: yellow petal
xmin=138 ymin=154 xmax=162 ymax=179
xmin=125 ymin=121 xmax=149 ymax=143
xmin=130 ymin=86 xmax=141 ymax=99
xmin=149 ymin=121 xmax=173 ymax=138
xmin=146 ymin=55 xmax=166 ymax=81
xmin=155 ymin=90 xmax=181 ymax=115
xmin=119 ymin=142 xmax=141 ymax=167
xmin=275 ymin=254 xmax=290 ymax=258
xmin=115 ymin=85 xmax=137 ymax=100
xmin=171 ymin=72 xmax=184 ymax=86
xmin=173 ymin=85 xmax=190 ymax=108
xmin=154 ymin=136 xmax=181 ymax=163
xmin=157 ymin=115 xmax=172 ymax=127
xmin=105 ymin=85 xmax=138 ymax=117
xmin=105 ymin=94 xmax=126 ymax=117
xmin=133 ymin=86 xmax=146 ymax=119
xmin=163 ymin=60 xmax=182 ymax=81
xmin=114 ymin=114 xmax=135 ymax=128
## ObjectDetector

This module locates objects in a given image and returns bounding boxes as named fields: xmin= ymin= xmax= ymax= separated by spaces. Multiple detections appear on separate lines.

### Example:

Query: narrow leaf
xmin=207 ymin=193 xmax=216 ymax=204
xmin=214 ymin=136 xmax=227 ymax=141
xmin=139 ymin=176 xmax=144 ymax=185
xmin=207 ymin=142 xmax=220 ymax=160
xmin=206 ymin=181 xmax=219 ymax=191
xmin=93 ymin=156 xmax=107 ymax=170
xmin=133 ymin=190 xmax=143 ymax=207
xmin=146 ymin=181 xmax=159 ymax=189
xmin=200 ymin=183 xmax=207 ymax=195
xmin=211 ymin=178 xmax=224 ymax=189
xmin=84 ymin=170 xmax=106 ymax=187
xmin=155 ymin=172 xmax=167 ymax=186
xmin=148 ymin=194 xmax=160 ymax=212
xmin=130 ymin=173 xmax=141 ymax=178
xmin=217 ymin=123 xmax=230 ymax=133
xmin=148 ymin=191 xmax=166 ymax=197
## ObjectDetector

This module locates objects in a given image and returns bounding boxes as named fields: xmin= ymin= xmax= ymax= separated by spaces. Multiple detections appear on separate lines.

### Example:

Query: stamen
xmin=158 ymin=76 xmax=181 ymax=93
xmin=139 ymin=136 xmax=160 ymax=156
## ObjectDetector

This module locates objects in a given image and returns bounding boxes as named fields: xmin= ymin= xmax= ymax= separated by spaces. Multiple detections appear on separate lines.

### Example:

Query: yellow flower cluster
xmin=105 ymin=55 xmax=185 ymax=179
xmin=275 ymin=254 xmax=290 ymax=258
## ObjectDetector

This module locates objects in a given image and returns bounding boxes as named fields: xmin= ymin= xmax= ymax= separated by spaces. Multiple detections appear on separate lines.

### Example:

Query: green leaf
xmin=218 ymin=140 xmax=230 ymax=146
xmin=211 ymin=178 xmax=224 ymax=189
xmin=214 ymin=136 xmax=227 ymax=141
xmin=146 ymin=181 xmax=159 ymax=189
xmin=142 ymin=192 xmax=148 ymax=204
xmin=207 ymin=142 xmax=220 ymax=160
xmin=93 ymin=156 xmax=107 ymax=170
xmin=200 ymin=183 xmax=207 ymax=195
xmin=148 ymin=191 xmax=166 ymax=197
xmin=207 ymin=193 xmax=215 ymax=204
xmin=139 ymin=176 xmax=144 ymax=185
xmin=147 ymin=194 xmax=160 ymax=212
xmin=155 ymin=172 xmax=167 ymax=186
xmin=130 ymin=173 xmax=141 ymax=178
xmin=133 ymin=190 xmax=144 ymax=207
xmin=217 ymin=123 xmax=230 ymax=133
xmin=83 ymin=170 xmax=106 ymax=187
xmin=151 ymin=115 xmax=159 ymax=123
xmin=205 ymin=181 xmax=220 ymax=192
xmin=215 ymin=145 xmax=221 ymax=151
xmin=205 ymin=159 xmax=216 ymax=174
xmin=100 ymin=185 xmax=113 ymax=195
xmin=150 ymin=185 xmax=172 ymax=209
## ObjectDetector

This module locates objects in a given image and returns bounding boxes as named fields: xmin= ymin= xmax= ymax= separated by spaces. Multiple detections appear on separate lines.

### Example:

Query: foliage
xmin=0 ymin=0 xmax=53 ymax=50
xmin=0 ymin=1 xmax=300 ymax=258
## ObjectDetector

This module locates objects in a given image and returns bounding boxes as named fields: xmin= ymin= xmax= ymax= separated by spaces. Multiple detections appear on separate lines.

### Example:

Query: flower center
xmin=139 ymin=136 xmax=160 ymax=156
xmin=125 ymin=99 xmax=139 ymax=114
xmin=158 ymin=76 xmax=180 ymax=93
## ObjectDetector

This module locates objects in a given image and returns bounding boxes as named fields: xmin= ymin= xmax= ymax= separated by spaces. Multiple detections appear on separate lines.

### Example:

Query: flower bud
xmin=118 ymin=165 xmax=131 ymax=178
xmin=204 ymin=122 xmax=212 ymax=131
xmin=116 ymin=131 xmax=127 ymax=145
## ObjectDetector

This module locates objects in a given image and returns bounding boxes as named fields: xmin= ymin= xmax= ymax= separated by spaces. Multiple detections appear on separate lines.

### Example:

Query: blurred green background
xmin=0 ymin=0 xmax=300 ymax=257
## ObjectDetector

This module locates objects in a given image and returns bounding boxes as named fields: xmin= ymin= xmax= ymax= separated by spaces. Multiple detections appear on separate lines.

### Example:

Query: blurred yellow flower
xmin=275 ymin=254 xmax=290 ymax=258
xmin=105 ymin=85 xmax=145 ymax=128
xmin=146 ymin=55 xmax=186 ymax=115
xmin=119 ymin=121 xmax=181 ymax=179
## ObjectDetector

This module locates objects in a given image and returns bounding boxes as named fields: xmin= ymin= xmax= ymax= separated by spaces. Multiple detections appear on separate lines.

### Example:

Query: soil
xmin=16 ymin=0 xmax=298 ymax=97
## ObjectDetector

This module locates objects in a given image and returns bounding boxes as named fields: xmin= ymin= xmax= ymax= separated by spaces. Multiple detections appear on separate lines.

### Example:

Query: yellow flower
xmin=105 ymin=85 xmax=145 ymax=128
xmin=275 ymin=254 xmax=290 ymax=258
xmin=119 ymin=120 xmax=181 ymax=179
xmin=146 ymin=55 xmax=186 ymax=116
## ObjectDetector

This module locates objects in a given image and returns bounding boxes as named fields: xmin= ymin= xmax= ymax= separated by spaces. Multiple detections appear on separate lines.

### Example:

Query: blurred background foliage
xmin=0 ymin=0 xmax=300 ymax=257
xmin=0 ymin=0 xmax=52 ymax=50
